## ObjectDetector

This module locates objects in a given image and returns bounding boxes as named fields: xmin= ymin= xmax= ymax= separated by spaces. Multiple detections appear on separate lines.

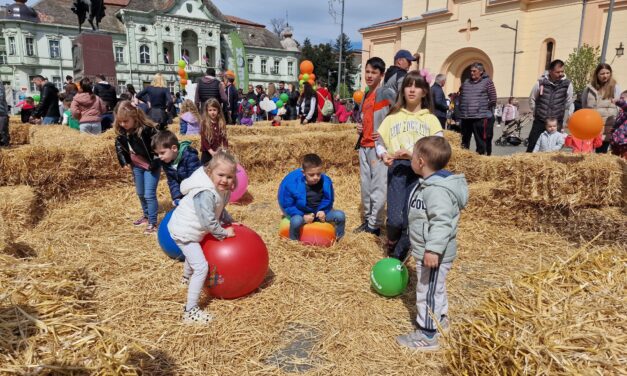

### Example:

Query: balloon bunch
xmin=298 ymin=60 xmax=316 ymax=90
xmin=177 ymin=59 xmax=188 ymax=90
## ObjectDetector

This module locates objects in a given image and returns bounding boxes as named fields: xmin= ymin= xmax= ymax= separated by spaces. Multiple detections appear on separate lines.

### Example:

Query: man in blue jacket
xmin=278 ymin=154 xmax=345 ymax=241
xmin=152 ymin=130 xmax=202 ymax=205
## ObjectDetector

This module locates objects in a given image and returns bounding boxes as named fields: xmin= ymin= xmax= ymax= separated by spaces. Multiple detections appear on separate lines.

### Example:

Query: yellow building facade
xmin=360 ymin=0 xmax=625 ymax=98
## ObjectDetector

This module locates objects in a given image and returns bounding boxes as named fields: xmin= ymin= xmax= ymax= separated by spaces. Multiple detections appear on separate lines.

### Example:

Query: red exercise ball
xmin=200 ymin=225 xmax=269 ymax=299
xmin=567 ymin=109 xmax=604 ymax=140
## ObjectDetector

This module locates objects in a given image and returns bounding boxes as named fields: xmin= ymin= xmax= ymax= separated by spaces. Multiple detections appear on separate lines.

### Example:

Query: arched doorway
xmin=181 ymin=29 xmax=199 ymax=65
xmin=440 ymin=48 xmax=493 ymax=94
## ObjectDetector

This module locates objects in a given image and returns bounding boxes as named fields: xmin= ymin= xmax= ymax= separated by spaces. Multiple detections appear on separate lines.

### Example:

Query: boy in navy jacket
xmin=152 ymin=130 xmax=202 ymax=205
xmin=278 ymin=154 xmax=345 ymax=241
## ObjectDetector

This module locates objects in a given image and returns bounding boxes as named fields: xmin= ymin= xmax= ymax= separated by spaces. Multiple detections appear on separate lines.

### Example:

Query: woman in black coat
xmin=137 ymin=73 xmax=172 ymax=130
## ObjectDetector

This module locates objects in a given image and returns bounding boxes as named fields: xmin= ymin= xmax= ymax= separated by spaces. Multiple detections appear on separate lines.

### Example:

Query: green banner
xmin=229 ymin=31 xmax=248 ymax=90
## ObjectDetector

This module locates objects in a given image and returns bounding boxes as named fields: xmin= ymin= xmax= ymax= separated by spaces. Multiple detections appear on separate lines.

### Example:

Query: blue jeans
xmin=289 ymin=210 xmax=346 ymax=241
xmin=132 ymin=166 xmax=161 ymax=225
xmin=42 ymin=116 xmax=59 ymax=125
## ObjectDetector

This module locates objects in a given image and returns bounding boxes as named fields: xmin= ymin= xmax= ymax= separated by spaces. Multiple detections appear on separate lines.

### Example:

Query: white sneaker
xmin=182 ymin=306 xmax=213 ymax=325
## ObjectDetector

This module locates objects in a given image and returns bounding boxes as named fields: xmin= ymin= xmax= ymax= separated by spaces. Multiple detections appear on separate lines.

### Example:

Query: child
xmin=397 ymin=136 xmax=468 ymax=351
xmin=278 ymin=153 xmax=346 ymax=241
xmin=239 ymin=99 xmax=255 ymax=126
xmin=179 ymin=99 xmax=201 ymax=135
xmin=16 ymin=97 xmax=35 ymax=124
xmin=376 ymin=70 xmax=444 ymax=260
xmin=564 ymin=133 xmax=603 ymax=153
xmin=200 ymin=98 xmax=229 ymax=164
xmin=355 ymin=57 xmax=390 ymax=237
xmin=71 ymin=77 xmax=107 ymax=135
xmin=610 ymin=91 xmax=627 ymax=159
xmin=152 ymin=130 xmax=202 ymax=206
xmin=532 ymin=117 xmax=565 ymax=152
xmin=113 ymin=100 xmax=161 ymax=234
xmin=62 ymin=98 xmax=80 ymax=130
xmin=167 ymin=151 xmax=237 ymax=324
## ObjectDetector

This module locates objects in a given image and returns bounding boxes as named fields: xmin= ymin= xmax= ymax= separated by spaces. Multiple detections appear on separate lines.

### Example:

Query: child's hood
xmin=398 ymin=108 xmax=433 ymax=119
xmin=180 ymin=167 xmax=215 ymax=196
xmin=421 ymin=170 xmax=468 ymax=209
xmin=73 ymin=92 xmax=97 ymax=106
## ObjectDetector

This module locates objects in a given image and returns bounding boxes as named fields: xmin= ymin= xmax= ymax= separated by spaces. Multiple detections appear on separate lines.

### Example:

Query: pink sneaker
xmin=133 ymin=217 xmax=148 ymax=226
xmin=144 ymin=224 xmax=157 ymax=234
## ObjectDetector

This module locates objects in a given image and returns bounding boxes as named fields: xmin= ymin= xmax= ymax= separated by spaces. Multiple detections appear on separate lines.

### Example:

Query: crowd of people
xmin=0 ymin=47 xmax=625 ymax=351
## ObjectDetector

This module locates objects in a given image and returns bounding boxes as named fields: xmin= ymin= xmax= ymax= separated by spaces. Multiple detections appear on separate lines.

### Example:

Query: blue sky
xmin=1 ymin=0 xmax=402 ymax=45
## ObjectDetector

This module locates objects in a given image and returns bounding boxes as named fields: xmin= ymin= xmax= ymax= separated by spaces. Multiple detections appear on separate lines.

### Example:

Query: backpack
xmin=321 ymin=98 xmax=334 ymax=116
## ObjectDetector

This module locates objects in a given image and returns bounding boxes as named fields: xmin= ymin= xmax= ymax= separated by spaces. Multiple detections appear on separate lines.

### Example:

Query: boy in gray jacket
xmin=397 ymin=136 xmax=468 ymax=351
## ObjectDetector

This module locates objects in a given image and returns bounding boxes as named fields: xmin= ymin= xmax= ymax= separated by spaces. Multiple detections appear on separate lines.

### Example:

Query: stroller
xmin=494 ymin=112 xmax=532 ymax=146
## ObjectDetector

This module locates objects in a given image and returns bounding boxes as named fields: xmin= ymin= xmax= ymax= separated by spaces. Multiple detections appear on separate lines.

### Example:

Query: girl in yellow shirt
xmin=376 ymin=70 xmax=443 ymax=260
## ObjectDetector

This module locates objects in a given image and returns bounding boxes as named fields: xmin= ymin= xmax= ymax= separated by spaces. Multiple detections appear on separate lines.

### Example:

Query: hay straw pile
xmin=0 ymin=121 xmax=624 ymax=375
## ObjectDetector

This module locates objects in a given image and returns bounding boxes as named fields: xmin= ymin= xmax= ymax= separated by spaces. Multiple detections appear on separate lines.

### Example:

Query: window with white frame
xmin=117 ymin=80 xmax=126 ymax=94
xmin=49 ymin=40 xmax=60 ymax=59
xmin=115 ymin=46 xmax=124 ymax=63
xmin=52 ymin=76 xmax=63 ymax=90
xmin=8 ymin=37 xmax=16 ymax=55
xmin=261 ymin=58 xmax=267 ymax=74
xmin=288 ymin=61 xmax=294 ymax=75
xmin=247 ymin=58 xmax=254 ymax=73
xmin=167 ymin=81 xmax=175 ymax=93
xmin=0 ymin=39 xmax=6 ymax=64
xmin=273 ymin=60 xmax=280 ymax=75
xmin=139 ymin=44 xmax=150 ymax=64
xmin=25 ymin=37 xmax=35 ymax=56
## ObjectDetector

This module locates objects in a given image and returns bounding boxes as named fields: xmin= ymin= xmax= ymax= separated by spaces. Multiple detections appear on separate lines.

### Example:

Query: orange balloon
xmin=226 ymin=70 xmax=235 ymax=78
xmin=353 ymin=90 xmax=364 ymax=104
xmin=298 ymin=74 xmax=304 ymax=81
xmin=307 ymin=79 xmax=315 ymax=86
xmin=300 ymin=60 xmax=314 ymax=74
xmin=567 ymin=109 xmax=604 ymax=140
xmin=178 ymin=68 xmax=185 ymax=77
xmin=309 ymin=73 xmax=316 ymax=82
xmin=180 ymin=78 xmax=188 ymax=86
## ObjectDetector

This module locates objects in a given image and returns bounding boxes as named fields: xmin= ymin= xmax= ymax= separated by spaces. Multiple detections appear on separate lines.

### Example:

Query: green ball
xmin=370 ymin=258 xmax=409 ymax=297
xmin=280 ymin=93 xmax=289 ymax=103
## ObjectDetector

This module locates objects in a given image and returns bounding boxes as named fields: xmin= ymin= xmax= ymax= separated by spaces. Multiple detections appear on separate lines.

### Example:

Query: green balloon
xmin=248 ymin=98 xmax=256 ymax=105
xmin=32 ymin=94 xmax=41 ymax=102
xmin=178 ymin=59 xmax=186 ymax=68
xmin=299 ymin=79 xmax=305 ymax=86
xmin=370 ymin=258 xmax=409 ymax=297
xmin=276 ymin=99 xmax=284 ymax=108
xmin=280 ymin=93 xmax=289 ymax=103
xmin=302 ymin=73 xmax=310 ymax=81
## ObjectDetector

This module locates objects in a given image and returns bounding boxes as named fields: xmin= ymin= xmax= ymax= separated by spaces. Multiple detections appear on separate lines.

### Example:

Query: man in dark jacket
xmin=380 ymin=49 xmax=416 ymax=105
xmin=31 ymin=75 xmax=61 ymax=124
xmin=194 ymin=68 xmax=227 ymax=109
xmin=432 ymin=74 xmax=449 ymax=128
xmin=94 ymin=74 xmax=118 ymax=132
xmin=0 ymin=84 xmax=9 ymax=147
xmin=225 ymin=76 xmax=238 ymax=124
xmin=458 ymin=62 xmax=497 ymax=155
xmin=151 ymin=130 xmax=202 ymax=205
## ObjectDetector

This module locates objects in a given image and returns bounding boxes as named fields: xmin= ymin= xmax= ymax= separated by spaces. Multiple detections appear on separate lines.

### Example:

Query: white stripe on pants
xmin=359 ymin=147 xmax=387 ymax=228
xmin=176 ymin=241 xmax=209 ymax=311
xmin=79 ymin=121 xmax=102 ymax=135
xmin=415 ymin=260 xmax=451 ymax=331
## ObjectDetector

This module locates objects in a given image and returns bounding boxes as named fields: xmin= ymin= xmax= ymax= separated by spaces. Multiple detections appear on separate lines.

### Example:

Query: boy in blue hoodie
xmin=152 ymin=130 xmax=202 ymax=206
xmin=396 ymin=136 xmax=468 ymax=351
xmin=278 ymin=154 xmax=345 ymax=241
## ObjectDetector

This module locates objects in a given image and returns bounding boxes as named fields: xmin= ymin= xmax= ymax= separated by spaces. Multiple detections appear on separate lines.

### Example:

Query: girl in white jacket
xmin=168 ymin=150 xmax=237 ymax=324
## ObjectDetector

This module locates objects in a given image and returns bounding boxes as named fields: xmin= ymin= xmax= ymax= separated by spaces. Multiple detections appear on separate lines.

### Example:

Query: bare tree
xmin=270 ymin=18 xmax=287 ymax=37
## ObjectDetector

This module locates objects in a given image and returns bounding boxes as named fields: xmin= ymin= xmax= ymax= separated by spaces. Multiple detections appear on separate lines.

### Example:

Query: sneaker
xmin=182 ymin=306 xmax=213 ymax=325
xmin=180 ymin=276 xmax=190 ymax=287
xmin=144 ymin=224 xmax=157 ymax=234
xmin=439 ymin=316 xmax=450 ymax=332
xmin=353 ymin=222 xmax=368 ymax=234
xmin=396 ymin=330 xmax=439 ymax=351
xmin=133 ymin=217 xmax=148 ymax=226
xmin=364 ymin=226 xmax=381 ymax=236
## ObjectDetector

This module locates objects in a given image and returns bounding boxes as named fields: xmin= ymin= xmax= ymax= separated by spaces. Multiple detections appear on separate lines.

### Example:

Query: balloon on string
xmin=299 ymin=79 xmax=305 ymax=86
xmin=353 ymin=90 xmax=364 ymax=104
xmin=180 ymin=79 xmax=188 ymax=86
xmin=307 ymin=79 xmax=315 ymax=86
xmin=178 ymin=60 xmax=186 ymax=68
xmin=298 ymin=74 xmax=304 ymax=81
xmin=302 ymin=73 xmax=309 ymax=81
xmin=300 ymin=60 xmax=314 ymax=74
xmin=272 ymin=97 xmax=279 ymax=103
xmin=178 ymin=68 xmax=185 ymax=78
xmin=276 ymin=100 xmax=284 ymax=108
xmin=309 ymin=73 xmax=316 ymax=82
xmin=568 ymin=109 xmax=604 ymax=140
xmin=280 ymin=93 xmax=289 ymax=103
xmin=32 ymin=94 xmax=41 ymax=102
xmin=248 ymin=98 xmax=256 ymax=105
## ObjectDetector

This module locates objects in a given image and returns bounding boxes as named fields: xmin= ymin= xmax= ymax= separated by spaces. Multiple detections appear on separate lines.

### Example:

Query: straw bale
xmin=0 ymin=253 xmax=140 ymax=374
xmin=9 ymin=123 xmax=31 ymax=145
xmin=0 ymin=186 xmax=39 ymax=246
xmin=445 ymin=245 xmax=626 ymax=376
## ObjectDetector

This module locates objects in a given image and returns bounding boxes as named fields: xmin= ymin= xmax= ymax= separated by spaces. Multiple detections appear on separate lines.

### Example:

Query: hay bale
xmin=445 ymin=245 xmax=626 ymax=375
xmin=0 ymin=186 xmax=38 ymax=243
xmin=9 ymin=123 xmax=30 ymax=145
xmin=0 ymin=253 xmax=140 ymax=374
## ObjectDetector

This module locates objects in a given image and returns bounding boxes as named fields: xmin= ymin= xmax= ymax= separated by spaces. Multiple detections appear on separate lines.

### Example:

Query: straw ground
xmin=0 ymin=121 xmax=625 ymax=374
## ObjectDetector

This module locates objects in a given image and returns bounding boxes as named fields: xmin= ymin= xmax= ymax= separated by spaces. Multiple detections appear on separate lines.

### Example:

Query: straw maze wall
xmin=0 ymin=119 xmax=625 ymax=375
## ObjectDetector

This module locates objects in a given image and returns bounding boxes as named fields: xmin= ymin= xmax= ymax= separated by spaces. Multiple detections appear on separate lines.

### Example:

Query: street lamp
xmin=501 ymin=21 xmax=519 ymax=97
xmin=616 ymin=42 xmax=624 ymax=57
xmin=328 ymin=70 xmax=337 ymax=88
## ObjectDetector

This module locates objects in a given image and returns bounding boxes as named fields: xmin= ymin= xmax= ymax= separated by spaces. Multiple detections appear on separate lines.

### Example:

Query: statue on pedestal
xmin=71 ymin=0 xmax=106 ymax=33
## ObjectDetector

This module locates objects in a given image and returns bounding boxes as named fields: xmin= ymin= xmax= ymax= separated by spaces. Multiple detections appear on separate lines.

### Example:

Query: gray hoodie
xmin=407 ymin=170 xmax=468 ymax=263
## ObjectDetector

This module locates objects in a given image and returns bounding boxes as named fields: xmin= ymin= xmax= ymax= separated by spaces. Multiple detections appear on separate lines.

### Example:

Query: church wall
xmin=599 ymin=7 xmax=626 ymax=89
xmin=402 ymin=0 xmax=426 ymax=19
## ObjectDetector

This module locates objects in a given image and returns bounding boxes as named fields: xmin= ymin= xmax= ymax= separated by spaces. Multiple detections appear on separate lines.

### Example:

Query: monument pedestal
xmin=72 ymin=32 xmax=117 ymax=85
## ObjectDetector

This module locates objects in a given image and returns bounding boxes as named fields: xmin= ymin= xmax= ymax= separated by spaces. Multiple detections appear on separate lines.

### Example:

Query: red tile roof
xmin=224 ymin=15 xmax=265 ymax=28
